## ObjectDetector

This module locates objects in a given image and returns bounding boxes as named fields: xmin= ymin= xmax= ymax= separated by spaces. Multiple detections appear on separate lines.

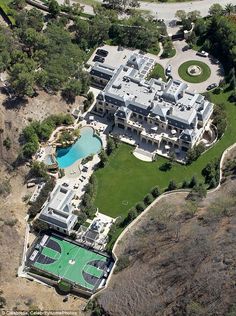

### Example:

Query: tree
xmin=209 ymin=3 xmax=223 ymax=16
xmin=30 ymin=161 xmax=49 ymax=179
xmin=187 ymin=10 xmax=201 ymax=22
xmin=167 ymin=180 xmax=177 ymax=191
xmin=189 ymin=176 xmax=197 ymax=188
xmin=187 ymin=183 xmax=207 ymax=201
xmin=175 ymin=10 xmax=187 ymax=21
xmin=106 ymin=137 xmax=116 ymax=155
xmin=62 ymin=79 xmax=82 ymax=103
xmin=87 ymin=91 xmax=94 ymax=104
xmin=48 ymin=0 xmax=60 ymax=18
xmin=224 ymin=3 xmax=235 ymax=15
xmin=99 ymin=149 xmax=108 ymax=167
xmin=169 ymin=151 xmax=176 ymax=164
xmin=11 ymin=0 xmax=26 ymax=9
xmin=182 ymin=180 xmax=189 ymax=188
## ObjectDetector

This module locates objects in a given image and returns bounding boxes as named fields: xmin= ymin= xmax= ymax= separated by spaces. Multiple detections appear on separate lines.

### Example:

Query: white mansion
xmin=90 ymin=54 xmax=214 ymax=154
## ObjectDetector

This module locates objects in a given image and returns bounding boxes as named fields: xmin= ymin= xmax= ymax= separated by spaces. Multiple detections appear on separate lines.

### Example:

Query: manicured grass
xmin=94 ymin=89 xmax=236 ymax=219
xmin=147 ymin=63 xmax=166 ymax=82
xmin=147 ymin=43 xmax=160 ymax=56
xmin=0 ymin=0 xmax=15 ymax=25
xmin=178 ymin=60 xmax=211 ymax=83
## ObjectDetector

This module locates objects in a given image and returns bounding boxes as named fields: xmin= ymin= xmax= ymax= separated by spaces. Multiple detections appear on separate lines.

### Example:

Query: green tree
xmin=175 ymin=10 xmax=187 ymax=21
xmin=48 ymin=0 xmax=60 ymax=18
xmin=135 ymin=201 xmax=145 ymax=213
xmin=209 ymin=3 xmax=223 ymax=16
xmin=189 ymin=176 xmax=197 ymax=188
xmin=167 ymin=180 xmax=177 ymax=191
xmin=30 ymin=161 xmax=49 ymax=179
xmin=126 ymin=207 xmax=137 ymax=223
xmin=151 ymin=186 xmax=160 ymax=198
xmin=106 ymin=137 xmax=116 ymax=155
xmin=144 ymin=193 xmax=154 ymax=205
xmin=224 ymin=3 xmax=235 ymax=15
xmin=62 ymin=79 xmax=82 ymax=103
xmin=99 ymin=149 xmax=108 ymax=168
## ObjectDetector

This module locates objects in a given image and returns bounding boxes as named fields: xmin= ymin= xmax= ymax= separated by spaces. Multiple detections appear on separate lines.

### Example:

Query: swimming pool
xmin=56 ymin=126 xmax=102 ymax=168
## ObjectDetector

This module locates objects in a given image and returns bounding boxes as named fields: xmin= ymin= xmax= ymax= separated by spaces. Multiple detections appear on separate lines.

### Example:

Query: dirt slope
xmin=96 ymin=182 xmax=236 ymax=316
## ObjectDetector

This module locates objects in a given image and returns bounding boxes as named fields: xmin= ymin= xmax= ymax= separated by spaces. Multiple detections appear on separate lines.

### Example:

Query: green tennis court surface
xmin=32 ymin=235 xmax=110 ymax=291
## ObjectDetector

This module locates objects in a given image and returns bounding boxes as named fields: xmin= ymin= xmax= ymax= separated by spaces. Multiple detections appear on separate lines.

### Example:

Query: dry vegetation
xmin=0 ymin=87 xmax=85 ymax=313
xmin=96 ymin=178 xmax=236 ymax=315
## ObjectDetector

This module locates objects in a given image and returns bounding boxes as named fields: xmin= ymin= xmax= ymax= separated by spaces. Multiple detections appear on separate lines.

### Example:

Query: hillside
xmin=0 ymin=88 xmax=86 ymax=311
xmin=94 ymin=161 xmax=236 ymax=316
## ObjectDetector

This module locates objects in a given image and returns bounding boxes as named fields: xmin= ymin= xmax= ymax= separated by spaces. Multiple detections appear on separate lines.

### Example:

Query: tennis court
xmin=29 ymin=234 xmax=111 ymax=291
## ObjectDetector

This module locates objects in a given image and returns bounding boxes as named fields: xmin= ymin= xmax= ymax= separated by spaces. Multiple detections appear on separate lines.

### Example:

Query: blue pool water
xmin=56 ymin=127 xmax=102 ymax=168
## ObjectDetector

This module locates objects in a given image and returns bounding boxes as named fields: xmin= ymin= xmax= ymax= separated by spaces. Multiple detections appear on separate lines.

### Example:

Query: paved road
xmin=138 ymin=0 xmax=236 ymax=21
xmin=75 ymin=0 xmax=236 ymax=20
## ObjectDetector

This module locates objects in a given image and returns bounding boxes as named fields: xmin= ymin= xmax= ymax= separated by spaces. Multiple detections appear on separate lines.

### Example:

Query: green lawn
xmin=178 ymin=60 xmax=211 ymax=83
xmin=94 ymin=90 xmax=236 ymax=218
xmin=147 ymin=63 xmax=166 ymax=82
xmin=0 ymin=0 xmax=15 ymax=25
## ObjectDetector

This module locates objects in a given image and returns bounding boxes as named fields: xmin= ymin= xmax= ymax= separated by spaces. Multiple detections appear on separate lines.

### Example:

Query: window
xmin=63 ymin=229 xmax=66 ymax=233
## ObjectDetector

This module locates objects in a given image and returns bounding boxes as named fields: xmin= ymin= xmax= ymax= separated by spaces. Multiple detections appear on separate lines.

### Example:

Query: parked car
xmin=196 ymin=50 xmax=209 ymax=57
xmin=96 ymin=49 xmax=108 ymax=57
xmin=206 ymin=83 xmax=218 ymax=91
xmin=182 ymin=45 xmax=190 ymax=52
xmin=93 ymin=55 xmax=105 ymax=63
xmin=166 ymin=64 xmax=172 ymax=76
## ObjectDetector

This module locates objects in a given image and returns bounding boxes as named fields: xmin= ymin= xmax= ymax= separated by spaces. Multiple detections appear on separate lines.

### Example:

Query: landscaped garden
xmin=94 ymin=89 xmax=236 ymax=219
xmin=178 ymin=60 xmax=211 ymax=83
xmin=147 ymin=63 xmax=166 ymax=82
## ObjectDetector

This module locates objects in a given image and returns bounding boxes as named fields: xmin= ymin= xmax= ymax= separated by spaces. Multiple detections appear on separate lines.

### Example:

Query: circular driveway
xmin=157 ymin=40 xmax=224 ymax=93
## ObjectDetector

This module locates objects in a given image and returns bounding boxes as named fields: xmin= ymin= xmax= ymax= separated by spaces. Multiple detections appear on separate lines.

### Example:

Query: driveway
xmin=157 ymin=40 xmax=224 ymax=93
xmin=71 ymin=0 xmax=236 ymax=21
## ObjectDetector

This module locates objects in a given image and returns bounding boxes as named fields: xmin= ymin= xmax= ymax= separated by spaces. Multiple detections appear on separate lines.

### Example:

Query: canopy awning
xmin=171 ymin=129 xmax=177 ymax=135
xmin=151 ymin=126 xmax=158 ymax=132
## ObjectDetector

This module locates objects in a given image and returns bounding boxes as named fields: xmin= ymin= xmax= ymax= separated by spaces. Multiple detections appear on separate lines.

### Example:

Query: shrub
xmin=151 ymin=186 xmax=160 ymax=198
xmin=167 ymin=180 xmax=177 ymax=191
xmin=135 ymin=201 xmax=145 ymax=213
xmin=4 ymin=218 xmax=18 ymax=226
xmin=3 ymin=137 xmax=11 ymax=150
xmin=144 ymin=193 xmax=154 ymax=205
xmin=0 ymin=180 xmax=11 ymax=197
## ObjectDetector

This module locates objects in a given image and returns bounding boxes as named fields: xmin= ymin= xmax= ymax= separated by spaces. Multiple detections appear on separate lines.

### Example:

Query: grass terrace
xmin=94 ymin=90 xmax=236 ymax=218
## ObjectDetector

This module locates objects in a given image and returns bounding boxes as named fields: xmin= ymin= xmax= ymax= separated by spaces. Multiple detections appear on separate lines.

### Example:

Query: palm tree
xmin=224 ymin=3 xmax=235 ymax=15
